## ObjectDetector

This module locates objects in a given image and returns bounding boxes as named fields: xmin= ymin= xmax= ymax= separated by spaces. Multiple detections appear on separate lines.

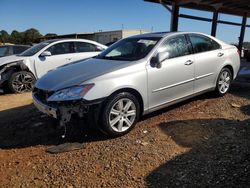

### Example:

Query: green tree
xmin=10 ymin=30 xmax=23 ymax=44
xmin=0 ymin=30 xmax=10 ymax=43
xmin=23 ymin=28 xmax=42 ymax=44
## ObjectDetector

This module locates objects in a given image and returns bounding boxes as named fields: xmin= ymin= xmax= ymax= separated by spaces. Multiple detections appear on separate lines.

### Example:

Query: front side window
xmin=189 ymin=34 xmax=220 ymax=53
xmin=47 ymin=42 xmax=74 ymax=55
xmin=159 ymin=35 xmax=190 ymax=59
xmin=75 ymin=42 xmax=103 ymax=52
xmin=96 ymin=37 xmax=160 ymax=61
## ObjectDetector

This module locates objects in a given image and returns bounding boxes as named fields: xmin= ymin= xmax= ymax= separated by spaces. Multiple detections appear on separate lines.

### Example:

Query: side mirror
xmin=150 ymin=51 xmax=170 ymax=68
xmin=40 ymin=51 xmax=51 ymax=57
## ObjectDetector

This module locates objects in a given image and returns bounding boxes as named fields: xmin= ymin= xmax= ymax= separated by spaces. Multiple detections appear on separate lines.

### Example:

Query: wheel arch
xmin=7 ymin=69 xmax=36 ymax=93
xmin=1 ymin=63 xmax=36 ymax=81
xmin=223 ymin=64 xmax=234 ymax=78
xmin=106 ymin=87 xmax=144 ymax=117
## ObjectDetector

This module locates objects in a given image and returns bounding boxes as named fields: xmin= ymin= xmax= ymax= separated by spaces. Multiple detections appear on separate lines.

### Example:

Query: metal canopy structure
xmin=144 ymin=0 xmax=250 ymax=52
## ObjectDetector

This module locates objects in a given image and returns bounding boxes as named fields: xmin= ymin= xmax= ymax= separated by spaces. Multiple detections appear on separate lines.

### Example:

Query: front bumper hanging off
xmin=32 ymin=93 xmax=105 ymax=125
xmin=33 ymin=94 xmax=58 ymax=118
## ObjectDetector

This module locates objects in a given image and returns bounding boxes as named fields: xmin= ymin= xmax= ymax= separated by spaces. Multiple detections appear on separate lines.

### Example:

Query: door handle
xmin=66 ymin=58 xmax=72 ymax=61
xmin=184 ymin=60 xmax=193 ymax=65
xmin=217 ymin=52 xmax=224 ymax=57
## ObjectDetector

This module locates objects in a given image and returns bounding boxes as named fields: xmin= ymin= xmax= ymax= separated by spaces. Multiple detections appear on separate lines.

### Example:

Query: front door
xmin=35 ymin=42 xmax=75 ymax=78
xmin=147 ymin=34 xmax=195 ymax=110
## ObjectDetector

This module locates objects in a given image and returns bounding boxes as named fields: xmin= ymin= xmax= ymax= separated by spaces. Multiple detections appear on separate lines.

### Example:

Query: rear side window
xmin=159 ymin=35 xmax=190 ymax=59
xmin=75 ymin=42 xmax=103 ymax=53
xmin=47 ymin=42 xmax=74 ymax=55
xmin=189 ymin=34 xmax=221 ymax=53
xmin=13 ymin=46 xmax=29 ymax=54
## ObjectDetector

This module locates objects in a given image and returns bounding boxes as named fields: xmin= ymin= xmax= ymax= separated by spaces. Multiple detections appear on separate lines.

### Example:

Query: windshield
xmin=95 ymin=37 xmax=161 ymax=61
xmin=0 ymin=46 xmax=8 ymax=57
xmin=19 ymin=42 xmax=51 ymax=56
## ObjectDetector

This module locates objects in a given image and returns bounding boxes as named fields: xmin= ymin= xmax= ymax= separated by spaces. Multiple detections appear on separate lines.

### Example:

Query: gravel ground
xmin=0 ymin=81 xmax=250 ymax=187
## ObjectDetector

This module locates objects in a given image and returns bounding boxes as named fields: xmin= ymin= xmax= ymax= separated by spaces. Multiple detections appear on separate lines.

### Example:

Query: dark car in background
xmin=0 ymin=45 xmax=30 ymax=58
xmin=244 ymin=49 xmax=250 ymax=62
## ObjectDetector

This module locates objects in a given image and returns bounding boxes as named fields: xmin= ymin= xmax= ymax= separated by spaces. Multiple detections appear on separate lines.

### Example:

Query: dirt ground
xmin=0 ymin=80 xmax=250 ymax=187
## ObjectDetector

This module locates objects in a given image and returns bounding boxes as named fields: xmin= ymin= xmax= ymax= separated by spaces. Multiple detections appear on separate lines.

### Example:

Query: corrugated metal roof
xmin=145 ymin=0 xmax=250 ymax=17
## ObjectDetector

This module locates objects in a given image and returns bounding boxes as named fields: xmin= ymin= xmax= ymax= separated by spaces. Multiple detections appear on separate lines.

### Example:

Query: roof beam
xmin=239 ymin=13 xmax=247 ymax=53
xmin=144 ymin=0 xmax=250 ymax=17
xmin=179 ymin=13 xmax=250 ymax=28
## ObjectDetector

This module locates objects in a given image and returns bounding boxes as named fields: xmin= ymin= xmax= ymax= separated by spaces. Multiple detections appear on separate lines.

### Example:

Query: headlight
xmin=47 ymin=84 xmax=94 ymax=102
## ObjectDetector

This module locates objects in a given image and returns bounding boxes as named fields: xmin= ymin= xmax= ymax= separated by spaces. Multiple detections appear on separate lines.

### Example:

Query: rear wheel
xmin=8 ymin=71 xmax=36 ymax=93
xmin=100 ymin=92 xmax=140 ymax=137
xmin=215 ymin=68 xmax=232 ymax=96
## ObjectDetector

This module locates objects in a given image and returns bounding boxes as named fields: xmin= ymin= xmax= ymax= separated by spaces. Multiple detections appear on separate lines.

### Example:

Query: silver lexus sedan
xmin=32 ymin=32 xmax=240 ymax=137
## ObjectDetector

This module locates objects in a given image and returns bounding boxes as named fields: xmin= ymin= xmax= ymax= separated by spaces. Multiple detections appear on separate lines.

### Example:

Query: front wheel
xmin=8 ymin=71 xmax=36 ymax=93
xmin=100 ymin=92 xmax=140 ymax=137
xmin=215 ymin=68 xmax=232 ymax=96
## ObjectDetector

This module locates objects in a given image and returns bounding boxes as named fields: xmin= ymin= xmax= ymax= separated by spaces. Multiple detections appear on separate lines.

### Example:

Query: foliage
xmin=0 ymin=28 xmax=52 ymax=45
xmin=10 ymin=30 xmax=23 ymax=44
xmin=0 ymin=30 xmax=10 ymax=43
xmin=243 ymin=42 xmax=250 ymax=49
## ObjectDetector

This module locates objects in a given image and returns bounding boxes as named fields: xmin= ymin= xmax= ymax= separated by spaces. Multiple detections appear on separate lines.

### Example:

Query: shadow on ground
xmin=145 ymin=116 xmax=250 ymax=187
xmin=230 ymin=81 xmax=250 ymax=100
xmin=0 ymin=73 xmax=250 ymax=150
xmin=0 ymin=104 xmax=108 ymax=149
xmin=0 ymin=85 xmax=220 ymax=150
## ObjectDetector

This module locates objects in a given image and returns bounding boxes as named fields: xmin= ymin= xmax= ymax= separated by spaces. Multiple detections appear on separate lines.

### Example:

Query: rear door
xmin=73 ymin=42 xmax=105 ymax=61
xmin=147 ymin=34 xmax=195 ymax=110
xmin=35 ymin=42 xmax=75 ymax=78
xmin=188 ymin=34 xmax=225 ymax=93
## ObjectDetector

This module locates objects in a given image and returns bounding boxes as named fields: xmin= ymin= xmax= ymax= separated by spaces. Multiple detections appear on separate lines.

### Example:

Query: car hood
xmin=35 ymin=58 xmax=134 ymax=91
xmin=0 ymin=55 xmax=25 ymax=66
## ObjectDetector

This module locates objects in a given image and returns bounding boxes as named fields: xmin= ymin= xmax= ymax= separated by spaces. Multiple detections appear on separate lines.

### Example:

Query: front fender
xmin=83 ymin=66 xmax=148 ymax=111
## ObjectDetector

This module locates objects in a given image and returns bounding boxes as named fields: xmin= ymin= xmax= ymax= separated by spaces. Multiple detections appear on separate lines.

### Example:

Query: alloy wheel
xmin=12 ymin=72 xmax=35 ymax=92
xmin=218 ymin=70 xmax=231 ymax=94
xmin=109 ymin=98 xmax=137 ymax=132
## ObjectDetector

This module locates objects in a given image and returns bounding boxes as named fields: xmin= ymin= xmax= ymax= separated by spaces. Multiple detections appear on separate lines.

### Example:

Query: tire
xmin=8 ymin=71 xmax=36 ymax=93
xmin=215 ymin=68 xmax=232 ymax=96
xmin=100 ymin=92 xmax=140 ymax=137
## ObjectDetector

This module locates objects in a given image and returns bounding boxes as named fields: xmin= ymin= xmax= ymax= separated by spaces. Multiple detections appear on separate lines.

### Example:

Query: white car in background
xmin=0 ymin=39 xmax=107 ymax=93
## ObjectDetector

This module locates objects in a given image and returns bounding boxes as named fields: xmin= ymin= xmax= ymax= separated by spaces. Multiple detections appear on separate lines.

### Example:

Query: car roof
xmin=42 ymin=38 xmax=100 ymax=44
xmin=0 ymin=44 xmax=30 ymax=47
xmin=40 ymin=38 xmax=107 ymax=47
xmin=128 ymin=31 xmax=215 ymax=39
xmin=129 ymin=31 xmax=178 ymax=39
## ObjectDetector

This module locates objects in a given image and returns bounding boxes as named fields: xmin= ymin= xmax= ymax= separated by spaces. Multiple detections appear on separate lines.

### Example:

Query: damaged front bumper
xmin=32 ymin=92 xmax=104 ymax=125
xmin=0 ymin=66 xmax=8 ymax=86
xmin=0 ymin=61 xmax=29 ymax=86
xmin=33 ymin=93 xmax=58 ymax=118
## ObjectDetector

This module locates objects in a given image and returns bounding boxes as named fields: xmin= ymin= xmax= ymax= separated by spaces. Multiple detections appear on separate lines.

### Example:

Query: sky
xmin=0 ymin=0 xmax=249 ymax=43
